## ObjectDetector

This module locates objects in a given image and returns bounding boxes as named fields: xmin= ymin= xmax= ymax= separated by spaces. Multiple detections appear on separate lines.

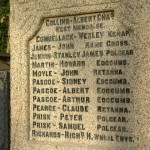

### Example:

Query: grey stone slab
xmin=0 ymin=71 xmax=10 ymax=150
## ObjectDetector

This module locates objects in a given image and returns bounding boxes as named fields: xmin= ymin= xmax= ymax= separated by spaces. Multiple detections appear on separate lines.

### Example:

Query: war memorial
xmin=10 ymin=0 xmax=150 ymax=149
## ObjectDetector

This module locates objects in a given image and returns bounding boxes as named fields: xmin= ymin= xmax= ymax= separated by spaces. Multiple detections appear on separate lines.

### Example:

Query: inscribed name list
xmin=29 ymin=11 xmax=136 ymax=146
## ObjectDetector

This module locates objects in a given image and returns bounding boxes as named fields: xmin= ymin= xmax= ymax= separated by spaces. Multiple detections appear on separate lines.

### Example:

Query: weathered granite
xmin=0 ymin=71 xmax=10 ymax=150
xmin=10 ymin=0 xmax=150 ymax=150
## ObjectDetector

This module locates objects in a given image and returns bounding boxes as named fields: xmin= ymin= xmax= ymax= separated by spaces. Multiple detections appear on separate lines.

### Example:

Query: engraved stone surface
xmin=29 ymin=12 xmax=136 ymax=148
xmin=10 ymin=0 xmax=150 ymax=150
xmin=0 ymin=71 xmax=9 ymax=150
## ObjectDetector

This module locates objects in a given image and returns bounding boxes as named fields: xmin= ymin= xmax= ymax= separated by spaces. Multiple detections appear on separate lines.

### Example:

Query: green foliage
xmin=0 ymin=0 xmax=9 ymax=52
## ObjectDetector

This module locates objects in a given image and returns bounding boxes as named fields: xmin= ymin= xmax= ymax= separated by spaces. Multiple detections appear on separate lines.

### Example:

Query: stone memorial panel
xmin=10 ymin=0 xmax=150 ymax=150
xmin=29 ymin=11 xmax=136 ymax=148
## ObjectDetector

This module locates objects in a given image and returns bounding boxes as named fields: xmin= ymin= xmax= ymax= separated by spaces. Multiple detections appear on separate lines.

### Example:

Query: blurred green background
xmin=0 ymin=0 xmax=9 ymax=53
